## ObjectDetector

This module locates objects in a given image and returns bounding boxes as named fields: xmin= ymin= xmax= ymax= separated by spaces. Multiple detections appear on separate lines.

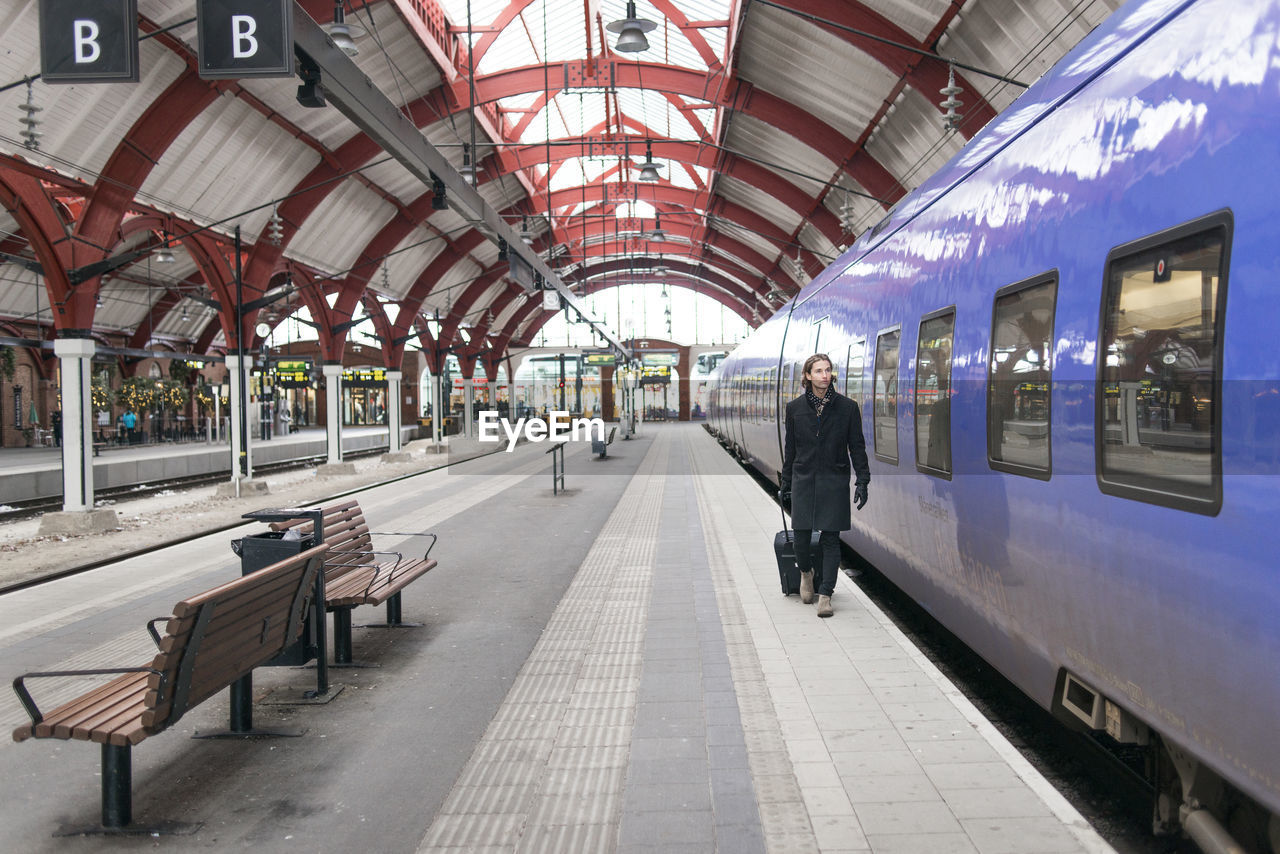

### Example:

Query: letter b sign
xmin=197 ymin=0 xmax=293 ymax=79
xmin=38 ymin=0 xmax=139 ymax=84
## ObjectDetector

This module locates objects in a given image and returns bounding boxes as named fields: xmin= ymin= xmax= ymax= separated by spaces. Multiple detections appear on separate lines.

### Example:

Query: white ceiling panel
xmin=715 ymin=176 xmax=802 ymax=235
xmin=724 ymin=115 xmax=834 ymax=198
xmin=858 ymin=0 xmax=950 ymax=43
xmin=140 ymin=93 xmax=323 ymax=237
xmin=361 ymin=155 xmax=433 ymax=204
xmin=384 ymin=227 xmax=450 ymax=299
xmin=290 ymin=182 xmax=400 ymax=274
xmin=736 ymin=5 xmax=898 ymax=141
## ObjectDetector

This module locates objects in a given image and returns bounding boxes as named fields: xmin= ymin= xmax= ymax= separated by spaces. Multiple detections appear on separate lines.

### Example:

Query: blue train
xmin=706 ymin=0 xmax=1280 ymax=848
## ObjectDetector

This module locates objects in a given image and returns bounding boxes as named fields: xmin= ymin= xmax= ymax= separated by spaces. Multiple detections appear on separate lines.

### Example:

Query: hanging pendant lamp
xmin=607 ymin=1 xmax=657 ymax=53
xmin=636 ymin=140 xmax=662 ymax=182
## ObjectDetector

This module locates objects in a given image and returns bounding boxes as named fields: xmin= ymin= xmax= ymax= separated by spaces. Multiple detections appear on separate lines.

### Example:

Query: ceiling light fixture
xmin=155 ymin=234 xmax=176 ymax=264
xmin=520 ymin=216 xmax=536 ymax=245
xmin=325 ymin=2 xmax=363 ymax=57
xmin=636 ymin=140 xmax=662 ymax=182
xmin=607 ymin=1 xmax=656 ymax=53
xmin=648 ymin=212 xmax=667 ymax=240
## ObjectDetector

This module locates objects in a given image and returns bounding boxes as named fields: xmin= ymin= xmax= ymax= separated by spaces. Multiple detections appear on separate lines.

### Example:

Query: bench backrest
xmin=141 ymin=543 xmax=328 ymax=730
xmin=270 ymin=500 xmax=375 ymax=583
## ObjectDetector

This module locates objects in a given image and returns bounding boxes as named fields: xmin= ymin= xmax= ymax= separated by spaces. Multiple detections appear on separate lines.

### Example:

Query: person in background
xmin=780 ymin=353 xmax=871 ymax=617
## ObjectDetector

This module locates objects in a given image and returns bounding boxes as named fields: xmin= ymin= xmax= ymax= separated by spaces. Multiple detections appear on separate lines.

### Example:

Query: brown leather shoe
xmin=800 ymin=571 xmax=814 ymax=604
xmin=816 ymin=595 xmax=833 ymax=617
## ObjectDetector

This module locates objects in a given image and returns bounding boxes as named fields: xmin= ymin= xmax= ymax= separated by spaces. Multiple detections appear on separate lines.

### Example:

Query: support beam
xmin=289 ymin=6 xmax=630 ymax=361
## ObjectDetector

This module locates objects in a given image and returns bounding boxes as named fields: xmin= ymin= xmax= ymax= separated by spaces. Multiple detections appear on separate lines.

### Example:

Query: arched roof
xmin=0 ymin=0 xmax=1121 ymax=367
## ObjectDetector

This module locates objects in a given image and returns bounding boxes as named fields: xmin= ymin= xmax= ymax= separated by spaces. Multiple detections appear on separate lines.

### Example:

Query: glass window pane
xmin=874 ymin=330 xmax=900 ymax=462
xmin=915 ymin=313 xmax=955 ymax=475
xmin=845 ymin=338 xmax=866 ymax=402
xmin=1099 ymin=225 xmax=1225 ymax=509
xmin=989 ymin=279 xmax=1056 ymax=475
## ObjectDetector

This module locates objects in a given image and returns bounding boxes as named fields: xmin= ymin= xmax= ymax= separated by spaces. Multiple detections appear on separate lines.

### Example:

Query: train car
xmin=707 ymin=0 xmax=1280 ymax=849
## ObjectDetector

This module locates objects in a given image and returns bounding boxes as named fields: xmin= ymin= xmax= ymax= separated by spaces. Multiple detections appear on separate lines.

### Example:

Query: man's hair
xmin=801 ymin=353 xmax=834 ymax=391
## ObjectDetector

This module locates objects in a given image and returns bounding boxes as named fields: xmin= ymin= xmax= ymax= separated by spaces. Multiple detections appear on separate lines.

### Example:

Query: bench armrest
xmin=367 ymin=531 xmax=438 ymax=559
xmin=12 ymin=667 xmax=161 ymax=726
xmin=362 ymin=550 xmax=410 ymax=595
xmin=146 ymin=616 xmax=175 ymax=648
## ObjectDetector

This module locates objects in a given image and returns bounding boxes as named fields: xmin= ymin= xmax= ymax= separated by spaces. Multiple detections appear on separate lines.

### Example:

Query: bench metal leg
xmin=357 ymin=592 xmax=423 ymax=631
xmin=333 ymin=607 xmax=355 ymax=665
xmin=55 ymin=742 xmax=198 ymax=835
xmin=102 ymin=743 xmax=131 ymax=828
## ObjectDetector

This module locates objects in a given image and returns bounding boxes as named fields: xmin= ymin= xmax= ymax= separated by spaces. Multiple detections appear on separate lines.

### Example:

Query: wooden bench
xmin=11 ymin=544 xmax=328 ymax=831
xmin=270 ymin=499 xmax=437 ymax=665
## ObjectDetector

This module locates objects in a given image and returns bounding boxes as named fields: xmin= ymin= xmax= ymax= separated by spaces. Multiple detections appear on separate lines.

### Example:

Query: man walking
xmin=780 ymin=354 xmax=870 ymax=617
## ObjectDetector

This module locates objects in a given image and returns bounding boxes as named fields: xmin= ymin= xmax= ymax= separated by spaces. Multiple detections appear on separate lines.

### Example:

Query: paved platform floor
xmin=0 ymin=424 xmax=1112 ymax=853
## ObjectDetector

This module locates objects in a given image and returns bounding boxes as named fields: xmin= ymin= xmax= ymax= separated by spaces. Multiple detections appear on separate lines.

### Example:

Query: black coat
xmin=781 ymin=391 xmax=871 ymax=531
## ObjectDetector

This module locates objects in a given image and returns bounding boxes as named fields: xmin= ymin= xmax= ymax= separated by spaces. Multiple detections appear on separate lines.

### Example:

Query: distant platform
xmin=0 ymin=425 xmax=415 ymax=504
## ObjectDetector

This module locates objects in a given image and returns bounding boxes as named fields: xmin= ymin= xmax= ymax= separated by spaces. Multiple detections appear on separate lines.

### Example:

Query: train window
xmin=873 ymin=328 xmax=900 ymax=464
xmin=915 ymin=309 xmax=955 ymax=478
xmin=1098 ymin=213 xmax=1230 ymax=514
xmin=845 ymin=338 xmax=866 ymax=403
xmin=989 ymin=275 xmax=1057 ymax=479
xmin=770 ymin=367 xmax=777 ymax=421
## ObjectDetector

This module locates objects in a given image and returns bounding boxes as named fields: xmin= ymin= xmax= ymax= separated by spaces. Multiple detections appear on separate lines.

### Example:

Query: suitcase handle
xmin=777 ymin=472 xmax=789 ymax=536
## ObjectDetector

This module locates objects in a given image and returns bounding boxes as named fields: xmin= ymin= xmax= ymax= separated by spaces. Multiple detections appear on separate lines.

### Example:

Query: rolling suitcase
xmin=774 ymin=527 xmax=821 ymax=595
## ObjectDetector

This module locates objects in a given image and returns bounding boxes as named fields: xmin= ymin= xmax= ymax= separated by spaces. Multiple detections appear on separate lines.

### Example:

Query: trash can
xmin=232 ymin=527 xmax=316 ymax=665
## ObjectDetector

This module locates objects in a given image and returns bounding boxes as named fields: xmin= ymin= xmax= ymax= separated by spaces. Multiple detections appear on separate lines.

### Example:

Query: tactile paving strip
xmin=417 ymin=437 xmax=670 ymax=852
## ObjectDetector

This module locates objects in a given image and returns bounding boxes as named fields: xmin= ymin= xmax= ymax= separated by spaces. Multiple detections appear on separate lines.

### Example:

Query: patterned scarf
xmin=805 ymin=385 xmax=834 ymax=419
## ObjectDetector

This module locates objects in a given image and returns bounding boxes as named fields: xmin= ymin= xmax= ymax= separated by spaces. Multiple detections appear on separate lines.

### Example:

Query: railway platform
xmin=0 ymin=424 xmax=417 ymax=505
xmin=0 ymin=424 xmax=1112 ymax=853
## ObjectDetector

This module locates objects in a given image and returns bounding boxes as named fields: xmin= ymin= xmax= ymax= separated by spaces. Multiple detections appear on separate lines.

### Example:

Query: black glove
xmin=854 ymin=482 xmax=868 ymax=510
xmin=779 ymin=481 xmax=791 ymax=511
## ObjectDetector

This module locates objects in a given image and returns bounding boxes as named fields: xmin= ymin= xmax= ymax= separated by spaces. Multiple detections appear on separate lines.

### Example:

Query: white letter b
xmin=232 ymin=15 xmax=258 ymax=59
xmin=74 ymin=20 xmax=100 ymax=64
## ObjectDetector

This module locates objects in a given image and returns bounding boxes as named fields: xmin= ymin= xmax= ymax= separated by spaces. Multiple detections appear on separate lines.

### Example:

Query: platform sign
xmin=584 ymin=353 xmax=616 ymax=366
xmin=196 ymin=0 xmax=293 ymax=79
xmin=274 ymin=359 xmax=312 ymax=388
xmin=641 ymin=352 xmax=678 ymax=367
xmin=640 ymin=366 xmax=670 ymax=385
xmin=343 ymin=368 xmax=387 ymax=388
xmin=39 ymin=0 xmax=139 ymax=84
